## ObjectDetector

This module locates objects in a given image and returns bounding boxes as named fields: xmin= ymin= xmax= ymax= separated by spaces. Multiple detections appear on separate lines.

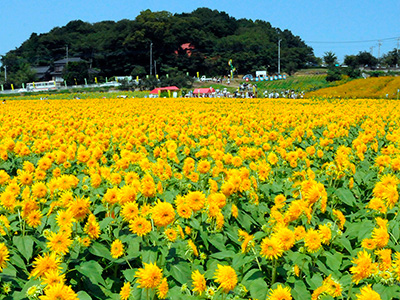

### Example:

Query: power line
xmin=306 ymin=36 xmax=400 ymax=44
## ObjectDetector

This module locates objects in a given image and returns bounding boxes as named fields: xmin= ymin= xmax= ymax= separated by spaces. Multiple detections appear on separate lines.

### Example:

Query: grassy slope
xmin=198 ymin=74 xmax=341 ymax=94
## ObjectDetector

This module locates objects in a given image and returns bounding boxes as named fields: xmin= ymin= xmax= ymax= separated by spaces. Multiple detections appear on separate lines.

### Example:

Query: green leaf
xmin=335 ymin=187 xmax=356 ymax=207
xmin=324 ymin=252 xmax=342 ymax=271
xmin=199 ymin=229 xmax=209 ymax=250
xmin=89 ymin=241 xmax=113 ymax=260
xmin=189 ymin=218 xmax=200 ymax=230
xmin=126 ymin=238 xmax=140 ymax=258
xmin=76 ymin=261 xmax=105 ymax=286
xmin=162 ymin=190 xmax=178 ymax=203
xmin=141 ymin=249 xmax=158 ymax=264
xmin=77 ymin=291 xmax=93 ymax=300
xmin=99 ymin=217 xmax=114 ymax=230
xmin=208 ymin=233 xmax=226 ymax=252
xmin=335 ymin=236 xmax=354 ymax=255
xmin=248 ymin=278 xmax=268 ymax=299
xmin=123 ymin=269 xmax=136 ymax=282
xmin=1 ymin=263 xmax=17 ymax=278
xmin=13 ymin=236 xmax=34 ymax=261
xmin=306 ymin=273 xmax=323 ymax=290
xmin=231 ymin=253 xmax=254 ymax=271
xmin=170 ymin=262 xmax=191 ymax=285
xmin=316 ymin=260 xmax=331 ymax=276
xmin=373 ymin=283 xmax=400 ymax=300
xmin=210 ymin=250 xmax=235 ymax=260
xmin=10 ymin=254 xmax=27 ymax=271
xmin=292 ymin=280 xmax=311 ymax=300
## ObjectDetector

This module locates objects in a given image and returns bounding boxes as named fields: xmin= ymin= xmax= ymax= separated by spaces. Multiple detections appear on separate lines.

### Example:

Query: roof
xmin=193 ymin=87 xmax=215 ymax=94
xmin=181 ymin=43 xmax=195 ymax=50
xmin=32 ymin=66 xmax=50 ymax=74
xmin=149 ymin=86 xmax=180 ymax=94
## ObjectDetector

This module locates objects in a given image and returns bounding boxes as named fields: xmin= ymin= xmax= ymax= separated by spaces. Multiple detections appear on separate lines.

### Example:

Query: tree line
xmin=323 ymin=49 xmax=400 ymax=81
xmin=0 ymin=8 xmax=316 ymax=88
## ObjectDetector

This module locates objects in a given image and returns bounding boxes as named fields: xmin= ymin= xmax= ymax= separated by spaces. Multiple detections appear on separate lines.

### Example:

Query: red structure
xmin=193 ymin=87 xmax=215 ymax=95
xmin=149 ymin=86 xmax=180 ymax=94
xmin=174 ymin=43 xmax=195 ymax=57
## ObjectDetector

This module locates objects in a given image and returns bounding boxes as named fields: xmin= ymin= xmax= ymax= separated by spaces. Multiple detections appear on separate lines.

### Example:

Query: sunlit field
xmin=0 ymin=97 xmax=399 ymax=300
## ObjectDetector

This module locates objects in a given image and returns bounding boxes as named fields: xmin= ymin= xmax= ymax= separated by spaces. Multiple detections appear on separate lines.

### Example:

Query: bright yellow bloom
xmin=151 ymin=201 xmax=175 ymax=227
xmin=0 ymin=242 xmax=9 ymax=272
xmin=119 ymin=282 xmax=131 ymax=300
xmin=355 ymin=285 xmax=381 ymax=300
xmin=191 ymin=270 xmax=206 ymax=295
xmin=135 ymin=262 xmax=163 ymax=289
xmin=260 ymin=236 xmax=284 ymax=260
xmin=213 ymin=265 xmax=237 ymax=293
xmin=110 ymin=239 xmax=124 ymax=259
xmin=129 ymin=217 xmax=152 ymax=236
xmin=267 ymin=284 xmax=292 ymax=300
xmin=46 ymin=231 xmax=73 ymax=255
xmin=350 ymin=250 xmax=376 ymax=284
xmin=39 ymin=283 xmax=78 ymax=300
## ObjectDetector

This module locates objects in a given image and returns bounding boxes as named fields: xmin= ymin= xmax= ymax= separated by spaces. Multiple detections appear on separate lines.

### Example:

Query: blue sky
xmin=1 ymin=0 xmax=399 ymax=63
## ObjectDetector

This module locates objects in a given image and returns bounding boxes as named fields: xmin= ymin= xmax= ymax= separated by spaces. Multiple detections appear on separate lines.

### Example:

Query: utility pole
xmin=278 ymin=39 xmax=282 ymax=74
xmin=378 ymin=40 xmax=382 ymax=60
xmin=4 ymin=65 xmax=6 ymax=82
xmin=66 ymin=45 xmax=69 ymax=60
xmin=154 ymin=60 xmax=157 ymax=77
xmin=397 ymin=38 xmax=399 ymax=68
xmin=150 ymin=42 xmax=153 ymax=76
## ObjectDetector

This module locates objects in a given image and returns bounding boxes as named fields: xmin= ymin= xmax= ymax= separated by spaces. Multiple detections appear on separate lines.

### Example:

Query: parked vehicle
xmin=242 ymin=74 xmax=254 ymax=81
xmin=99 ymin=81 xmax=122 ymax=87
xmin=26 ymin=81 xmax=58 ymax=92
xmin=200 ymin=75 xmax=212 ymax=82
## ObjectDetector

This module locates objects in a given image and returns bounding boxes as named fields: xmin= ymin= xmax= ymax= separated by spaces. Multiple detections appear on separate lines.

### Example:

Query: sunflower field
xmin=0 ymin=97 xmax=399 ymax=300
xmin=306 ymin=76 xmax=400 ymax=99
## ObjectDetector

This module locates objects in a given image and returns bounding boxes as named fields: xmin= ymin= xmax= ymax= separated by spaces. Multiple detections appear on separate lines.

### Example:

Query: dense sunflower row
xmin=0 ymin=97 xmax=399 ymax=300
xmin=306 ymin=76 xmax=400 ymax=99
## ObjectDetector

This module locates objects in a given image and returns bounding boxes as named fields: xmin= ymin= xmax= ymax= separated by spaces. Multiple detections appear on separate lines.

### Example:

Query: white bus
xmin=26 ymin=81 xmax=58 ymax=92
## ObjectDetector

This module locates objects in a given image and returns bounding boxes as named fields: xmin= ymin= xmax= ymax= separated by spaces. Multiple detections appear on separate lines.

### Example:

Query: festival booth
xmin=149 ymin=86 xmax=180 ymax=97
xmin=193 ymin=87 xmax=216 ymax=97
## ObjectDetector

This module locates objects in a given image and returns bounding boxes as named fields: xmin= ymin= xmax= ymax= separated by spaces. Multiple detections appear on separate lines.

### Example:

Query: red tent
xmin=149 ymin=86 xmax=180 ymax=94
xmin=193 ymin=87 xmax=215 ymax=94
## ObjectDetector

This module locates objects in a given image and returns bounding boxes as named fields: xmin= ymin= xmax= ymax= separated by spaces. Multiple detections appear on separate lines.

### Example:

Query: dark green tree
xmin=343 ymin=55 xmax=361 ymax=78
xmin=62 ymin=61 xmax=89 ymax=85
xmin=356 ymin=51 xmax=378 ymax=68
xmin=381 ymin=48 xmax=399 ymax=67
xmin=323 ymin=51 xmax=337 ymax=68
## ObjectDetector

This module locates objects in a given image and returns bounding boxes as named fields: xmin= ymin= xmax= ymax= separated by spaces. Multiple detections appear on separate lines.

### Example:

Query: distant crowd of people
xmin=263 ymin=90 xmax=305 ymax=99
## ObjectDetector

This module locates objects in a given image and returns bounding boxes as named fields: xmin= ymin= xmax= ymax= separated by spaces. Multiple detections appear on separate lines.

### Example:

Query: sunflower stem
xmin=251 ymin=247 xmax=262 ymax=271
xmin=271 ymin=259 xmax=278 ymax=285
xmin=346 ymin=282 xmax=354 ymax=300
xmin=124 ymin=255 xmax=133 ymax=269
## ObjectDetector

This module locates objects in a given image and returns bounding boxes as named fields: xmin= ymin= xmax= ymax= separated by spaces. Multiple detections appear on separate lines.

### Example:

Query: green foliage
xmin=323 ymin=51 xmax=337 ymax=68
xmin=326 ymin=67 xmax=342 ymax=82
xmin=62 ymin=61 xmax=89 ymax=85
xmin=1 ymin=8 xmax=315 ymax=83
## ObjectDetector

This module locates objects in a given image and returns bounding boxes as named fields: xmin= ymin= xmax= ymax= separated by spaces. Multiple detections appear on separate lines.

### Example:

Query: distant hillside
xmin=0 ymin=8 xmax=316 ymax=87
xmin=306 ymin=76 xmax=400 ymax=99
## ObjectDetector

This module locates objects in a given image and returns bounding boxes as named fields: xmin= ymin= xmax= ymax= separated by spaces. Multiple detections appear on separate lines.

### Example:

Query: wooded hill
xmin=1 ymin=8 xmax=316 ymax=85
